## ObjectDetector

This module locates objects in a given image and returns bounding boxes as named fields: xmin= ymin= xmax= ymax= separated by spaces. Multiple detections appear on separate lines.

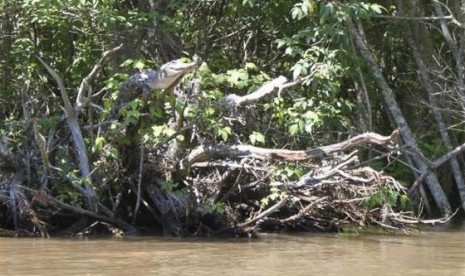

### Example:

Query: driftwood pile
xmin=141 ymin=129 xmax=423 ymax=236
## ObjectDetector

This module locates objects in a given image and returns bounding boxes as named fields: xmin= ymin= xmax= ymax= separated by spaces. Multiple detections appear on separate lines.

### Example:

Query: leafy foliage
xmin=367 ymin=186 xmax=411 ymax=212
xmin=1 ymin=0 xmax=453 ymax=235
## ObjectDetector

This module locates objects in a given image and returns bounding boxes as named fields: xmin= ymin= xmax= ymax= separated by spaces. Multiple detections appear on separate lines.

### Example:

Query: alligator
xmin=110 ymin=55 xmax=202 ymax=118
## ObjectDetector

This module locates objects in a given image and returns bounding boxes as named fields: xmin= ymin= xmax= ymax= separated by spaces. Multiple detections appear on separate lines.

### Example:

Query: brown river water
xmin=1 ymin=224 xmax=464 ymax=276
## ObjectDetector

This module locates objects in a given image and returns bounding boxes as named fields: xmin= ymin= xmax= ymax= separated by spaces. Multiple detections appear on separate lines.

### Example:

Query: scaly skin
xmin=111 ymin=55 xmax=202 ymax=119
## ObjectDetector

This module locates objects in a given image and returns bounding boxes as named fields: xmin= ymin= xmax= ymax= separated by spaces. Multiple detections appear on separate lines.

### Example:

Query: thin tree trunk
xmin=347 ymin=19 xmax=452 ymax=216
xmin=355 ymin=62 xmax=372 ymax=133
xmin=432 ymin=1 xmax=465 ymax=97
xmin=398 ymin=0 xmax=465 ymax=212
xmin=37 ymin=58 xmax=98 ymax=212
xmin=409 ymin=39 xmax=465 ymax=211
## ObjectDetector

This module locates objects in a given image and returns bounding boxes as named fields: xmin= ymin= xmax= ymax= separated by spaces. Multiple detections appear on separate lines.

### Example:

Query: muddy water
xmin=1 ymin=225 xmax=464 ymax=276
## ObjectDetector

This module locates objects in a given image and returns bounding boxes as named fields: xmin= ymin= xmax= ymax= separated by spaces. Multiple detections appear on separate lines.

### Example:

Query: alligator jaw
xmin=160 ymin=55 xmax=202 ymax=76
xmin=153 ymin=55 xmax=202 ymax=89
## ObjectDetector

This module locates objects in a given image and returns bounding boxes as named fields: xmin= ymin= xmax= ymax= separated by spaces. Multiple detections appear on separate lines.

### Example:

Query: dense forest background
xmin=1 ymin=0 xmax=464 ymax=236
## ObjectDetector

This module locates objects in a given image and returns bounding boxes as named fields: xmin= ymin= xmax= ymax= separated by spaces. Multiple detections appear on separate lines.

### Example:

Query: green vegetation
xmin=0 ymin=0 xmax=463 ymax=237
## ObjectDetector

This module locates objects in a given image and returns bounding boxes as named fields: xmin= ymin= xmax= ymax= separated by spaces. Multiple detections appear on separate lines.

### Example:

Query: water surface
xmin=1 ymin=225 xmax=464 ymax=275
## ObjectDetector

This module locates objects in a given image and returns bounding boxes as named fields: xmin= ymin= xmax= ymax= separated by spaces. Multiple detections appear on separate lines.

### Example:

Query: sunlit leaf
xmin=249 ymin=131 xmax=265 ymax=145
xmin=133 ymin=60 xmax=145 ymax=70
xmin=370 ymin=4 xmax=383 ymax=14
xmin=293 ymin=64 xmax=302 ymax=80
xmin=289 ymin=124 xmax=300 ymax=135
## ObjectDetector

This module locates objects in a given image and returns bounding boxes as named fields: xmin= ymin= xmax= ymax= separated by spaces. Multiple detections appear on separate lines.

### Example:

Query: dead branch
xmin=22 ymin=186 xmax=137 ymax=235
xmin=191 ymin=160 xmax=269 ymax=171
xmin=223 ymin=76 xmax=288 ymax=108
xmin=0 ymin=141 xmax=18 ymax=173
xmin=409 ymin=141 xmax=465 ymax=195
xmin=279 ymin=196 xmax=328 ymax=224
xmin=223 ymin=64 xmax=327 ymax=109
xmin=132 ymin=145 xmax=144 ymax=225
xmin=374 ymin=14 xmax=454 ymax=21
xmin=181 ymin=129 xmax=400 ymax=169
xmin=37 ymin=57 xmax=98 ymax=211
xmin=238 ymin=194 xmax=289 ymax=228
xmin=293 ymin=153 xmax=359 ymax=188
xmin=76 ymin=44 xmax=124 ymax=111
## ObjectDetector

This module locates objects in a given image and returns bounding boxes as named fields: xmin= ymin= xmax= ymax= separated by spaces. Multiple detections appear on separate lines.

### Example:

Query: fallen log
xmin=180 ymin=129 xmax=400 ymax=169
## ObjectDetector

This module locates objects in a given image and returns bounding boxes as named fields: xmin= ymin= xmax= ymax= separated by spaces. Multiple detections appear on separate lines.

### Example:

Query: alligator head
xmin=111 ymin=55 xmax=202 ymax=119
xmin=147 ymin=55 xmax=202 ymax=90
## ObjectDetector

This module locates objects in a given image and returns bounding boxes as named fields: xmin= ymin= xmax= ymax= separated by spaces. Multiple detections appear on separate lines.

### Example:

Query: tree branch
xmin=181 ymin=129 xmax=400 ymax=169
xmin=76 ymin=44 xmax=123 ymax=111
xmin=409 ymin=142 xmax=465 ymax=195
xmin=37 ymin=57 xmax=98 ymax=212
xmin=223 ymin=76 xmax=288 ymax=108
xmin=238 ymin=195 xmax=288 ymax=228
xmin=374 ymin=14 xmax=454 ymax=21
xmin=23 ymin=186 xmax=137 ymax=235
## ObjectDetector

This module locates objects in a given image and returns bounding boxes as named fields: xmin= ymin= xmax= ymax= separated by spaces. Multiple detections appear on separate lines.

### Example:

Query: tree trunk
xmin=398 ymin=0 xmax=465 ymax=212
xmin=347 ymin=19 xmax=452 ymax=216
xmin=37 ymin=58 xmax=98 ymax=212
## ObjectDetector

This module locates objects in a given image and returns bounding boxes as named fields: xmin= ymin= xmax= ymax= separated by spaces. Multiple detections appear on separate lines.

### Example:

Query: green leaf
xmin=293 ymin=64 xmax=302 ymax=80
xmin=387 ymin=191 xmax=398 ymax=206
xmin=120 ymin=59 xmax=133 ymax=67
xmin=260 ymin=197 xmax=269 ymax=207
xmin=92 ymin=136 xmax=106 ymax=153
xmin=152 ymin=125 xmax=166 ymax=137
xmin=269 ymin=192 xmax=279 ymax=200
xmin=242 ymin=0 xmax=255 ymax=7
xmin=308 ymin=1 xmax=316 ymax=14
xmin=116 ymin=15 xmax=127 ymax=22
xmin=205 ymin=106 xmax=216 ymax=116
xmin=249 ymin=131 xmax=265 ymax=145
xmin=323 ymin=2 xmax=335 ymax=17
xmin=276 ymin=39 xmax=287 ymax=49
xmin=289 ymin=124 xmax=300 ymax=135
xmin=305 ymin=110 xmax=319 ymax=122
xmin=107 ymin=147 xmax=119 ymax=159
xmin=399 ymin=195 xmax=410 ymax=210
xmin=245 ymin=62 xmax=257 ymax=70
xmin=218 ymin=126 xmax=231 ymax=141
xmin=368 ymin=192 xmax=383 ymax=209
xmin=291 ymin=7 xmax=301 ymax=20
xmin=133 ymin=60 xmax=145 ymax=70
xmin=370 ymin=4 xmax=384 ymax=15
